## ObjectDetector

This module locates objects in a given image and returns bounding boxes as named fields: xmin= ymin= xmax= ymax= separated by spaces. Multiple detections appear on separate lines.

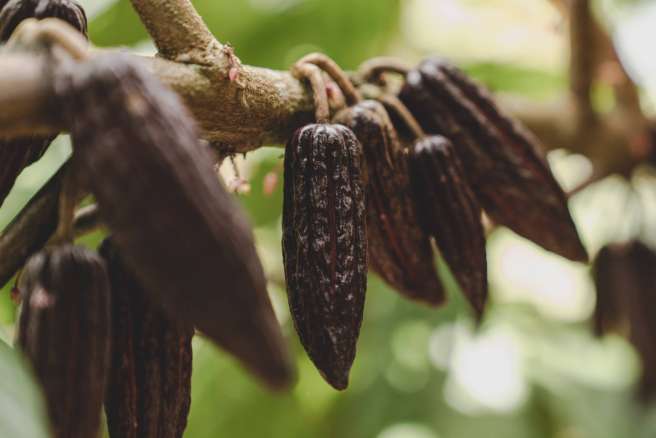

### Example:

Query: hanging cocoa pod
xmin=16 ymin=244 xmax=110 ymax=438
xmin=0 ymin=0 xmax=87 ymax=208
xmin=591 ymin=244 xmax=625 ymax=337
xmin=591 ymin=241 xmax=656 ymax=400
xmin=333 ymin=100 xmax=444 ymax=305
xmin=407 ymin=136 xmax=487 ymax=318
xmin=0 ymin=164 xmax=65 ymax=288
xmin=100 ymin=239 xmax=193 ymax=438
xmin=282 ymin=123 xmax=367 ymax=390
xmin=0 ymin=0 xmax=86 ymax=40
xmin=54 ymin=53 xmax=293 ymax=390
xmin=399 ymin=57 xmax=587 ymax=262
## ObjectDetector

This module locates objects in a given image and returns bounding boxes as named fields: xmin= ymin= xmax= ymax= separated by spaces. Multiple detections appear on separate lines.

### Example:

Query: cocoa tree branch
xmin=0 ymin=50 xmax=314 ymax=152
xmin=128 ymin=0 xmax=221 ymax=64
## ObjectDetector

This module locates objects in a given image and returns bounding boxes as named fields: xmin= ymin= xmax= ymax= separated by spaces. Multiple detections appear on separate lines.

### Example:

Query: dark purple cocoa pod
xmin=407 ymin=136 xmax=487 ymax=318
xmin=399 ymin=57 xmax=587 ymax=262
xmin=0 ymin=0 xmax=87 ymax=41
xmin=333 ymin=100 xmax=444 ymax=305
xmin=100 ymin=239 xmax=193 ymax=438
xmin=591 ymin=245 xmax=624 ymax=337
xmin=282 ymin=123 xmax=367 ymax=390
xmin=54 ymin=53 xmax=293 ymax=390
xmin=0 ymin=0 xmax=87 ymax=208
xmin=16 ymin=245 xmax=110 ymax=438
xmin=0 ymin=164 xmax=65 ymax=288
xmin=591 ymin=241 xmax=656 ymax=401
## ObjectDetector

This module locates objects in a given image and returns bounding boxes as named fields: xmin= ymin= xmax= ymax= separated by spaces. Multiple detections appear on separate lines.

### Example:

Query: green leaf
xmin=0 ymin=341 xmax=51 ymax=438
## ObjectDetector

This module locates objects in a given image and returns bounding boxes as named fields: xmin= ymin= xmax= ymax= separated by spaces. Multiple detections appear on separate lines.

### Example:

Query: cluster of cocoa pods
xmin=0 ymin=0 xmax=591 ymax=435
xmin=282 ymin=53 xmax=587 ymax=389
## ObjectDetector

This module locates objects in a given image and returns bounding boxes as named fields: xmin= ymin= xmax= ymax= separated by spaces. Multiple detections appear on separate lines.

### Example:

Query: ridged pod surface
xmin=55 ymin=53 xmax=293 ymax=390
xmin=0 ymin=0 xmax=87 ymax=208
xmin=399 ymin=57 xmax=587 ymax=262
xmin=282 ymin=123 xmax=367 ymax=390
xmin=333 ymin=100 xmax=443 ymax=305
xmin=592 ymin=241 xmax=656 ymax=400
xmin=16 ymin=245 xmax=110 ymax=438
xmin=408 ymin=136 xmax=487 ymax=318
xmin=101 ymin=239 xmax=193 ymax=438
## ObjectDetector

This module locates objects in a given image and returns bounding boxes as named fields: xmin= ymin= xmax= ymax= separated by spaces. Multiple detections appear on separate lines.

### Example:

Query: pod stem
xmin=377 ymin=94 xmax=426 ymax=140
xmin=51 ymin=168 xmax=80 ymax=244
xmin=292 ymin=62 xmax=330 ymax=123
xmin=297 ymin=53 xmax=362 ymax=106
xmin=357 ymin=57 xmax=411 ymax=83
xmin=7 ymin=18 xmax=89 ymax=61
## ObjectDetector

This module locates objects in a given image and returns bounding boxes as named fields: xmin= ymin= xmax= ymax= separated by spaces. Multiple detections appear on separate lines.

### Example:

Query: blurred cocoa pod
xmin=0 ymin=0 xmax=86 ymax=40
xmin=0 ymin=0 xmax=87 ymax=208
xmin=101 ymin=239 xmax=193 ymax=438
xmin=282 ymin=123 xmax=367 ymax=390
xmin=333 ymin=100 xmax=444 ymax=306
xmin=0 ymin=164 xmax=65 ymax=288
xmin=16 ymin=244 xmax=110 ymax=438
xmin=399 ymin=57 xmax=587 ymax=262
xmin=592 ymin=241 xmax=656 ymax=400
xmin=408 ymin=135 xmax=487 ymax=318
xmin=55 ymin=53 xmax=293 ymax=390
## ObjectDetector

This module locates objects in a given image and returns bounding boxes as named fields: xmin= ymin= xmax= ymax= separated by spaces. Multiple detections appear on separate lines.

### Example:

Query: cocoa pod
xmin=0 ymin=164 xmax=65 ymax=288
xmin=54 ymin=53 xmax=293 ymax=390
xmin=333 ymin=100 xmax=444 ymax=305
xmin=282 ymin=123 xmax=367 ymax=390
xmin=16 ymin=244 xmax=110 ymax=438
xmin=100 ymin=239 xmax=193 ymax=438
xmin=0 ymin=0 xmax=87 ymax=208
xmin=407 ymin=136 xmax=487 ymax=318
xmin=592 ymin=241 xmax=656 ymax=400
xmin=399 ymin=57 xmax=587 ymax=262
xmin=591 ymin=244 xmax=624 ymax=337
xmin=0 ymin=0 xmax=87 ymax=41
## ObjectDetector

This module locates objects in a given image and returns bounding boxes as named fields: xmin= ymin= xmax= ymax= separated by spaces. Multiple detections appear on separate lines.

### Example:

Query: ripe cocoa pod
xmin=54 ymin=53 xmax=293 ymax=390
xmin=16 ymin=244 xmax=110 ymax=438
xmin=399 ymin=57 xmax=587 ymax=262
xmin=100 ymin=239 xmax=193 ymax=438
xmin=333 ymin=100 xmax=444 ymax=305
xmin=591 ymin=245 xmax=624 ymax=337
xmin=407 ymin=136 xmax=487 ymax=318
xmin=282 ymin=123 xmax=367 ymax=390
xmin=0 ymin=164 xmax=65 ymax=288
xmin=0 ymin=0 xmax=87 ymax=208
xmin=0 ymin=0 xmax=87 ymax=41
xmin=591 ymin=241 xmax=656 ymax=400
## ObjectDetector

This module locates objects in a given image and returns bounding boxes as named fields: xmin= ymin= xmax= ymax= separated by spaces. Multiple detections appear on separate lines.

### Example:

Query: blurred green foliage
xmin=2 ymin=0 xmax=656 ymax=437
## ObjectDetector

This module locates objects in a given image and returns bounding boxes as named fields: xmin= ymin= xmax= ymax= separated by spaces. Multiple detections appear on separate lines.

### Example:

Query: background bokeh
xmin=2 ymin=1 xmax=656 ymax=437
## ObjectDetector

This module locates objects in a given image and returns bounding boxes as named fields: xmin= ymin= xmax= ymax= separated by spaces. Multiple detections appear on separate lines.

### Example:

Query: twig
xmin=129 ymin=0 xmax=221 ymax=64
xmin=569 ymin=0 xmax=598 ymax=129
xmin=291 ymin=62 xmax=330 ymax=123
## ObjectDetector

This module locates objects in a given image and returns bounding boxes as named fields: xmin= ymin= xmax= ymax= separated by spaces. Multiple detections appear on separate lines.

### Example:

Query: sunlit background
xmin=2 ymin=0 xmax=656 ymax=437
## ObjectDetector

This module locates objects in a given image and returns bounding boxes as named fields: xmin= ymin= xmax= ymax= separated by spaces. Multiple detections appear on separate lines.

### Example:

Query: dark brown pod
xmin=16 ymin=245 xmax=110 ymax=438
xmin=591 ymin=241 xmax=656 ymax=400
xmin=100 ymin=239 xmax=193 ymax=438
xmin=333 ymin=100 xmax=444 ymax=305
xmin=0 ymin=0 xmax=87 ymax=208
xmin=591 ymin=245 xmax=625 ymax=337
xmin=0 ymin=164 xmax=65 ymax=288
xmin=55 ymin=53 xmax=293 ymax=390
xmin=407 ymin=136 xmax=487 ymax=318
xmin=0 ymin=0 xmax=87 ymax=41
xmin=399 ymin=57 xmax=587 ymax=262
xmin=282 ymin=123 xmax=367 ymax=390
